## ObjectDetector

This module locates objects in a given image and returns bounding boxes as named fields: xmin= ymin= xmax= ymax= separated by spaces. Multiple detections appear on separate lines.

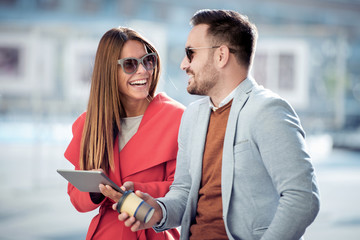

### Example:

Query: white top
xmin=119 ymin=115 xmax=143 ymax=151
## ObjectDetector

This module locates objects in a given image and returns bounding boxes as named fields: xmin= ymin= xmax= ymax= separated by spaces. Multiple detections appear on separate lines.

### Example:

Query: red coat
xmin=64 ymin=93 xmax=185 ymax=240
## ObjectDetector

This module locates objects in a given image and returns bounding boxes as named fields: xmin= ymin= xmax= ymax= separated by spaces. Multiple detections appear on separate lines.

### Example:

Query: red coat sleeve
xmin=132 ymin=158 xmax=177 ymax=198
xmin=64 ymin=112 xmax=104 ymax=212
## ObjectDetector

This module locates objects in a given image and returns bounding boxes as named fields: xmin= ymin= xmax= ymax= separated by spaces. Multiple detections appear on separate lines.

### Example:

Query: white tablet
xmin=57 ymin=169 xmax=123 ymax=193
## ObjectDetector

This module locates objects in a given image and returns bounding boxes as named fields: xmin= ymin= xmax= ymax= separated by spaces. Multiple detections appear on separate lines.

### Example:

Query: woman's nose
xmin=136 ymin=62 xmax=148 ymax=74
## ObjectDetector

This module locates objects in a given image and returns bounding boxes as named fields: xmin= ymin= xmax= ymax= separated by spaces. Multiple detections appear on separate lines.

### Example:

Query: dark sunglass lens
xmin=123 ymin=59 xmax=138 ymax=73
xmin=143 ymin=55 xmax=156 ymax=70
xmin=185 ymin=48 xmax=193 ymax=62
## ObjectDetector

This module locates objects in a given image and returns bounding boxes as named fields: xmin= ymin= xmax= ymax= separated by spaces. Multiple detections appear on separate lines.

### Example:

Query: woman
xmin=64 ymin=27 xmax=184 ymax=240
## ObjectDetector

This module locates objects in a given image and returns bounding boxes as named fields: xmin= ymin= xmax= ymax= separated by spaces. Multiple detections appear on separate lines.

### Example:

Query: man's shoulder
xmin=251 ymin=85 xmax=279 ymax=99
xmin=178 ymin=97 xmax=209 ymax=126
xmin=249 ymin=85 xmax=288 ymax=106
xmin=245 ymin=85 xmax=297 ymax=121
xmin=187 ymin=96 xmax=209 ymax=109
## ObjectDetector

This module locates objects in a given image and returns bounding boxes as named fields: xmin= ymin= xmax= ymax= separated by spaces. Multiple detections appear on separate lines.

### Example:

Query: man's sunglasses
xmin=185 ymin=46 xmax=236 ymax=63
xmin=185 ymin=46 xmax=219 ymax=63
xmin=117 ymin=53 xmax=157 ymax=74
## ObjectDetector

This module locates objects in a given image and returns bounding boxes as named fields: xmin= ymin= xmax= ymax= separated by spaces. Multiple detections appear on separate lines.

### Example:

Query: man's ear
xmin=217 ymin=45 xmax=231 ymax=68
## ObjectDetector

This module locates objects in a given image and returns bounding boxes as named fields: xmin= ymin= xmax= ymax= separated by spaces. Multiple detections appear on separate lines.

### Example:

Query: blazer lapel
xmin=118 ymin=93 xmax=182 ymax=179
xmin=190 ymin=100 xmax=211 ymax=188
xmin=222 ymin=78 xmax=255 ymax=218
xmin=183 ymin=99 xmax=211 ymax=230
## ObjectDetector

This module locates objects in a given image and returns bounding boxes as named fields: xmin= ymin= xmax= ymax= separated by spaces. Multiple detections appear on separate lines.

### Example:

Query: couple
xmin=64 ymin=9 xmax=320 ymax=240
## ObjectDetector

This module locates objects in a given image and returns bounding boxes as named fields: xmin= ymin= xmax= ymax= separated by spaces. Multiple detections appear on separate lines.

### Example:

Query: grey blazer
xmin=156 ymin=77 xmax=320 ymax=240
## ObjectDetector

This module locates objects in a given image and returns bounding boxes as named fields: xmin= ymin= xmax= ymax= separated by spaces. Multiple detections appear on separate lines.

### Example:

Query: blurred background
xmin=0 ymin=0 xmax=359 ymax=239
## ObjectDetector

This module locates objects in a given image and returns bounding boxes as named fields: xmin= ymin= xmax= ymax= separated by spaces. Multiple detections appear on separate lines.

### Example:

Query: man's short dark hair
xmin=190 ymin=9 xmax=258 ymax=68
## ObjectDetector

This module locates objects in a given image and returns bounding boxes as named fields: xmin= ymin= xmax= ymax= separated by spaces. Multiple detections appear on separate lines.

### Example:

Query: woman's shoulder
xmin=71 ymin=112 xmax=87 ymax=133
xmin=153 ymin=92 xmax=186 ymax=111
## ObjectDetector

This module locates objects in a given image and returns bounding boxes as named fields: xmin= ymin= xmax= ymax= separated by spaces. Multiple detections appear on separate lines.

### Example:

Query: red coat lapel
xmin=119 ymin=93 xmax=184 ymax=179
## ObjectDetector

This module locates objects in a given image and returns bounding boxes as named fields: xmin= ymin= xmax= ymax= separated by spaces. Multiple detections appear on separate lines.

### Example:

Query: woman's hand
xmin=99 ymin=184 xmax=122 ymax=203
xmin=99 ymin=181 xmax=135 ymax=203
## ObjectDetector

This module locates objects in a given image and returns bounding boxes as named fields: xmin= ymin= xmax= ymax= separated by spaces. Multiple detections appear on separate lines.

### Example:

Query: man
xmin=114 ymin=9 xmax=320 ymax=240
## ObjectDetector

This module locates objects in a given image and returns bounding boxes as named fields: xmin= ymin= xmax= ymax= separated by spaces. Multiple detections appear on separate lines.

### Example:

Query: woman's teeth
xmin=130 ymin=80 xmax=147 ymax=86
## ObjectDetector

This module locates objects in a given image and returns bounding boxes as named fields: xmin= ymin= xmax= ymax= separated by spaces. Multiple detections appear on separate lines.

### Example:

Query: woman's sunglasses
xmin=117 ymin=53 xmax=157 ymax=75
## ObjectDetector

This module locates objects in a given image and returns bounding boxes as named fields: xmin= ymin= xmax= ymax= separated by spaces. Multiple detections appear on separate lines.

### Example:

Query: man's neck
xmin=209 ymin=78 xmax=246 ymax=107
xmin=209 ymin=91 xmax=229 ymax=108
xmin=209 ymin=64 xmax=248 ymax=107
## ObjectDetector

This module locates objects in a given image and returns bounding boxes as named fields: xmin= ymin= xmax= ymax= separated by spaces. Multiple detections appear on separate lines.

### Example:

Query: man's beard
xmin=187 ymin=62 xmax=219 ymax=96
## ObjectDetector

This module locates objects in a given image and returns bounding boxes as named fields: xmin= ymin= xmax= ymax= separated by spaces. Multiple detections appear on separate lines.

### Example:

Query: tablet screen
xmin=57 ymin=169 xmax=123 ymax=193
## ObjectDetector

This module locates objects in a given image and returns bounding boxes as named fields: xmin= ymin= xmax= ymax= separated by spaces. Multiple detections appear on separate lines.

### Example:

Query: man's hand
xmin=112 ymin=190 xmax=163 ymax=232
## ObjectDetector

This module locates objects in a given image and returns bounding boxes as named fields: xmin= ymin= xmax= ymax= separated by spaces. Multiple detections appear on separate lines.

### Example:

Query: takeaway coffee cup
xmin=116 ymin=190 xmax=154 ymax=223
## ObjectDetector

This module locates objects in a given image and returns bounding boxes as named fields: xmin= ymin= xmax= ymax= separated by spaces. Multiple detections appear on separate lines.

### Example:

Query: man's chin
xmin=187 ymin=88 xmax=206 ymax=96
xmin=187 ymin=86 xmax=197 ymax=95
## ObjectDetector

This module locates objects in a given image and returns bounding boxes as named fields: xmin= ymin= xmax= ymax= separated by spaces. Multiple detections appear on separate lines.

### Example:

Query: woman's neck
xmin=122 ymin=98 xmax=151 ymax=117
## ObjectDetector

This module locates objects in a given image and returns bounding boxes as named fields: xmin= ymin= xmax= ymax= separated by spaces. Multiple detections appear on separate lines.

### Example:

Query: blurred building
xmin=0 ymin=0 xmax=359 ymax=146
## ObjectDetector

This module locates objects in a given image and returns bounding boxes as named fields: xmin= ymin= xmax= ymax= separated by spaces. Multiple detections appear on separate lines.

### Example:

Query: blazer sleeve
xmin=64 ymin=113 xmax=104 ymax=212
xmin=253 ymin=97 xmax=320 ymax=240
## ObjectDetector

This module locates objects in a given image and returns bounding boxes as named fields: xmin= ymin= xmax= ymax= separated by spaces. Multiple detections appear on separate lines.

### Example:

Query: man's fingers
xmin=122 ymin=181 xmax=134 ymax=191
xmin=130 ymin=220 xmax=141 ymax=232
xmin=124 ymin=216 xmax=137 ymax=227
xmin=134 ymin=190 xmax=148 ymax=200
xmin=118 ymin=212 xmax=130 ymax=221
xmin=112 ymin=203 xmax=117 ymax=211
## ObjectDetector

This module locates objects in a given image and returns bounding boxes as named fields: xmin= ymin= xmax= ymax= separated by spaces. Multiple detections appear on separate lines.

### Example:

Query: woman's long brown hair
xmin=79 ymin=27 xmax=161 ymax=174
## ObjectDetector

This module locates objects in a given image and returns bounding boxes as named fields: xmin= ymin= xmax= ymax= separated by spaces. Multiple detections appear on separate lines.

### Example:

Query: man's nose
xmin=180 ymin=56 xmax=190 ymax=71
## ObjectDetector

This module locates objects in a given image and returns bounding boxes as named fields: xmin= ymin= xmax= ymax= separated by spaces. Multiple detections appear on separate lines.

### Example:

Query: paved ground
xmin=304 ymin=149 xmax=360 ymax=239
xmin=0 ymin=138 xmax=359 ymax=239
